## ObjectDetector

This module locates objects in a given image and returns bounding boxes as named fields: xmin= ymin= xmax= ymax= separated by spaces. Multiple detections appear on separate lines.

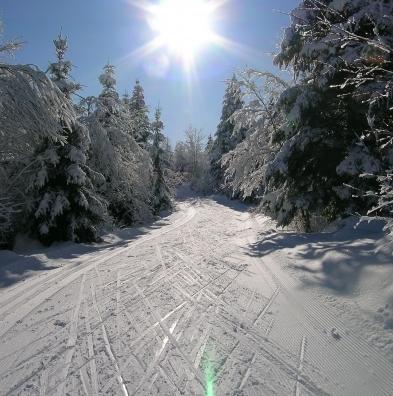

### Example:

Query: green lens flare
xmin=205 ymin=356 xmax=215 ymax=396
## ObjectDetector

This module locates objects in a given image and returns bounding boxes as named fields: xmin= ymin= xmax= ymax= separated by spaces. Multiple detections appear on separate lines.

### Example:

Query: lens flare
xmin=204 ymin=351 xmax=215 ymax=396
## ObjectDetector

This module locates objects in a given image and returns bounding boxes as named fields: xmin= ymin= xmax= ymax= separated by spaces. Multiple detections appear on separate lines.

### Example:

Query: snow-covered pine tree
xmin=47 ymin=33 xmax=81 ymax=98
xmin=150 ymin=106 xmax=172 ymax=215
xmin=26 ymin=120 xmax=107 ymax=245
xmin=97 ymin=63 xmax=121 ymax=123
xmin=122 ymin=90 xmax=131 ymax=107
xmin=210 ymin=75 xmax=245 ymax=189
xmin=320 ymin=0 xmax=393 ymax=218
xmin=221 ymin=69 xmax=288 ymax=201
xmin=264 ymin=0 xmax=388 ymax=230
xmin=25 ymin=35 xmax=107 ymax=245
xmin=205 ymin=135 xmax=214 ymax=154
xmin=162 ymin=136 xmax=173 ymax=171
xmin=129 ymin=79 xmax=151 ymax=147
xmin=85 ymin=64 xmax=153 ymax=225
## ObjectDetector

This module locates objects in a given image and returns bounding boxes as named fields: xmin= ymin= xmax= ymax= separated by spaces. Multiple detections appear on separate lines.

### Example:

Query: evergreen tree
xmin=206 ymin=135 xmax=214 ymax=154
xmin=47 ymin=33 xmax=80 ymax=98
xmin=129 ymin=79 xmax=151 ymax=146
xmin=86 ymin=64 xmax=153 ymax=225
xmin=27 ymin=121 xmax=107 ymax=245
xmin=162 ymin=136 xmax=173 ymax=170
xmin=26 ymin=35 xmax=106 ymax=245
xmin=151 ymin=106 xmax=172 ymax=215
xmin=210 ymin=75 xmax=244 ymax=188
xmin=263 ymin=0 xmax=389 ymax=230
xmin=97 ymin=63 xmax=121 ymax=122
xmin=122 ymin=90 xmax=131 ymax=107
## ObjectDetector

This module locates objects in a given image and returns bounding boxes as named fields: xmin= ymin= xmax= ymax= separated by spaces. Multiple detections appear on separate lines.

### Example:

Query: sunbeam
xmin=125 ymin=0 xmax=258 ymax=77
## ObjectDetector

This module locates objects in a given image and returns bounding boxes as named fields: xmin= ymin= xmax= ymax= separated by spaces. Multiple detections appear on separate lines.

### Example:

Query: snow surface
xmin=0 ymin=193 xmax=392 ymax=395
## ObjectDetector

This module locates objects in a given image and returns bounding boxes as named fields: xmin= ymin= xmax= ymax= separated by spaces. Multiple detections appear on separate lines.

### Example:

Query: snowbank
xmin=252 ymin=214 xmax=393 ymax=361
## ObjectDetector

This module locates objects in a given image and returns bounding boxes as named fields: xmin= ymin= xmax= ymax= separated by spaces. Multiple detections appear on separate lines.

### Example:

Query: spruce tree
xmin=27 ymin=121 xmax=107 ymax=245
xmin=129 ymin=80 xmax=151 ymax=147
xmin=264 ymin=0 xmax=389 ymax=230
xmin=97 ymin=63 xmax=121 ymax=124
xmin=47 ymin=33 xmax=80 ymax=98
xmin=27 ymin=35 xmax=106 ymax=245
xmin=86 ymin=64 xmax=153 ymax=225
xmin=151 ymin=106 xmax=172 ymax=215
xmin=210 ymin=75 xmax=244 ymax=188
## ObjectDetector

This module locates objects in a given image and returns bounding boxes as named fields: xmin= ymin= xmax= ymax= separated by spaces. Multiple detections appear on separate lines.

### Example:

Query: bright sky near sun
xmin=1 ymin=0 xmax=298 ymax=143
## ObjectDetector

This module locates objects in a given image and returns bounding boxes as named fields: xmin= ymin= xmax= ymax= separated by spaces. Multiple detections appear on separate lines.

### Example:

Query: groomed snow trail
xmin=0 ymin=198 xmax=392 ymax=395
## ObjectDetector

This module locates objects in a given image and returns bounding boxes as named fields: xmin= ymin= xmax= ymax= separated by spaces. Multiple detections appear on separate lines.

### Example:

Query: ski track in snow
xmin=0 ymin=199 xmax=392 ymax=395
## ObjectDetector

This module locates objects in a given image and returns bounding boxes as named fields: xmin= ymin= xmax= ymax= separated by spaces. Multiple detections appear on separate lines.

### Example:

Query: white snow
xmin=0 ymin=195 xmax=392 ymax=395
xmin=337 ymin=145 xmax=381 ymax=176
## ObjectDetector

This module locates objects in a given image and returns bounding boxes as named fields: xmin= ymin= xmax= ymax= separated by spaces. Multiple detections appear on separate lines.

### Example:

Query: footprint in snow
xmin=54 ymin=319 xmax=67 ymax=327
xmin=331 ymin=328 xmax=341 ymax=340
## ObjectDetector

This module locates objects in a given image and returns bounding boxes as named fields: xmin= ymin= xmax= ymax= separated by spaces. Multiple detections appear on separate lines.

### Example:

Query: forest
xmin=1 ymin=0 xmax=392 ymax=248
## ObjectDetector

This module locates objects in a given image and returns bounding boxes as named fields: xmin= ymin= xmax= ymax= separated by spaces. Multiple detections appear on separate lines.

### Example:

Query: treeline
xmin=208 ymin=0 xmax=393 ymax=231
xmin=0 ymin=30 xmax=172 ymax=247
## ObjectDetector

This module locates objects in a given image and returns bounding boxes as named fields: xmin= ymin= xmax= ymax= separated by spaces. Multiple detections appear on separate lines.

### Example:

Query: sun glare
xmin=149 ymin=0 xmax=215 ymax=64
xmin=126 ymin=0 xmax=254 ymax=76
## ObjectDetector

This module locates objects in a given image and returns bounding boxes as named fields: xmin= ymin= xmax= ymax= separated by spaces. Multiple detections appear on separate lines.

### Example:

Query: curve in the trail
xmin=0 ymin=204 xmax=196 ymax=340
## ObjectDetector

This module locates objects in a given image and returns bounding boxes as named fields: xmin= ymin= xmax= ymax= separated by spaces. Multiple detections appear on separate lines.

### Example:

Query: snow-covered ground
xmin=0 ymin=193 xmax=392 ymax=395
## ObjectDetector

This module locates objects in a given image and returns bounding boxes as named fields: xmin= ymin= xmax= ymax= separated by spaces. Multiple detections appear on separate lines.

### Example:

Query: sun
xmin=126 ymin=0 xmax=254 ymax=76
xmin=148 ymin=0 xmax=216 ymax=63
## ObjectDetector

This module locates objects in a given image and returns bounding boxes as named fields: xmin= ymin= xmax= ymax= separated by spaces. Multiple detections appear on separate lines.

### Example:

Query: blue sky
xmin=1 ymin=0 xmax=297 ymax=144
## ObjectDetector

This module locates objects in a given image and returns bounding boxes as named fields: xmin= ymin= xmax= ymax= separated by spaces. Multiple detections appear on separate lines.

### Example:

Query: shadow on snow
xmin=0 ymin=210 xmax=176 ymax=289
xmin=248 ymin=216 xmax=393 ymax=295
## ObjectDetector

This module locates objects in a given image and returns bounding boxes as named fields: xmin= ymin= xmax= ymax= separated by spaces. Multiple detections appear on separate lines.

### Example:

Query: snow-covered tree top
xmin=130 ymin=79 xmax=147 ymax=112
xmin=47 ymin=33 xmax=81 ymax=98
xmin=219 ymin=75 xmax=244 ymax=123
xmin=99 ymin=64 xmax=117 ymax=92
xmin=96 ymin=63 xmax=121 ymax=120
xmin=151 ymin=106 xmax=164 ymax=135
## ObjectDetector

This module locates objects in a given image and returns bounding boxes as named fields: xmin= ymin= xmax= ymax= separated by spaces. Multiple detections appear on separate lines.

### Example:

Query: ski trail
xmin=242 ymin=289 xmax=255 ymax=325
xmin=0 ymin=205 xmax=196 ymax=340
xmin=158 ymin=364 xmax=185 ymax=395
xmin=126 ymin=301 xmax=188 ymax=350
xmin=91 ymin=283 xmax=129 ymax=396
xmin=238 ymin=352 xmax=256 ymax=391
xmin=156 ymin=244 xmax=166 ymax=272
xmin=253 ymin=287 xmax=280 ymax=325
xmin=133 ymin=283 xmax=206 ymax=387
xmin=193 ymin=325 xmax=211 ymax=369
xmin=83 ymin=301 xmax=99 ymax=396
xmin=259 ymin=254 xmax=393 ymax=394
xmin=131 ymin=319 xmax=179 ymax=396
xmin=116 ymin=269 xmax=121 ymax=353
xmin=294 ymin=336 xmax=307 ymax=396
xmin=147 ymin=372 xmax=158 ymax=392
xmin=266 ymin=318 xmax=275 ymax=336
xmin=215 ymin=308 xmax=330 ymax=396
xmin=76 ymin=353 xmax=92 ymax=396
xmin=39 ymin=365 xmax=48 ymax=396
xmin=99 ymin=299 xmax=189 ymax=394
xmin=56 ymin=274 xmax=86 ymax=396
